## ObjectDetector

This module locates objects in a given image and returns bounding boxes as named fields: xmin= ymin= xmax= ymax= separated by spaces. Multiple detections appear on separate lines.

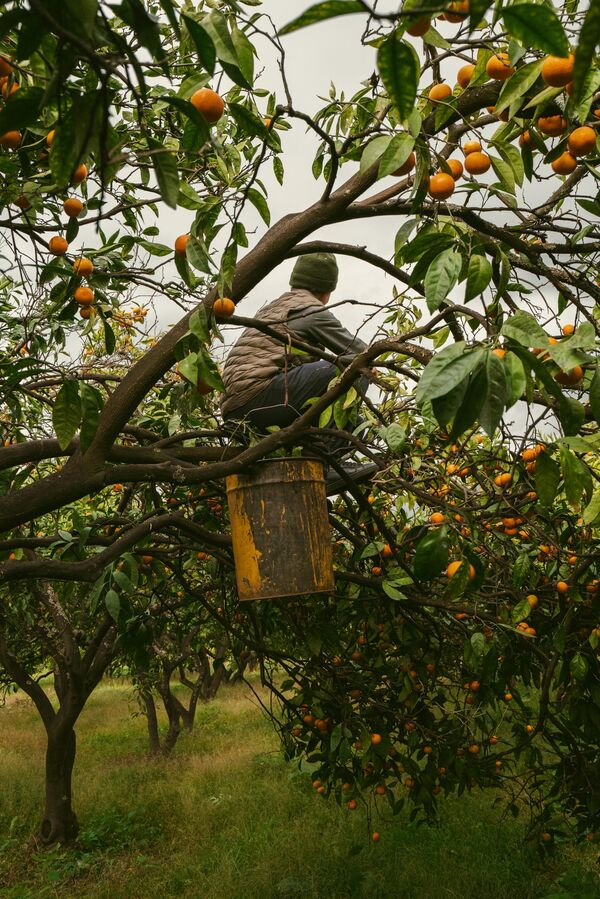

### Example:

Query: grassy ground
xmin=0 ymin=681 xmax=598 ymax=899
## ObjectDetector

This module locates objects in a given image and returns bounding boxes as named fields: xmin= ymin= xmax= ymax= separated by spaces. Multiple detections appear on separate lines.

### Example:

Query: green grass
xmin=0 ymin=680 xmax=598 ymax=899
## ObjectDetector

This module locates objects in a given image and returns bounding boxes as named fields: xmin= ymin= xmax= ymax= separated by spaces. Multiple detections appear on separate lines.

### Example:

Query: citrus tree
xmin=0 ymin=0 xmax=599 ymax=848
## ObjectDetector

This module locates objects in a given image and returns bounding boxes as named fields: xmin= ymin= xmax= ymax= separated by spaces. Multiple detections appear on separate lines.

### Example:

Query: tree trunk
xmin=142 ymin=689 xmax=161 ymax=757
xmin=37 ymin=725 xmax=79 ymax=847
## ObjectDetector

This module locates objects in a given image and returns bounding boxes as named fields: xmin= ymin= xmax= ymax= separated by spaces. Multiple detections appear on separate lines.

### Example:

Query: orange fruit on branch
xmin=444 ymin=0 xmax=469 ymax=23
xmin=74 ymin=286 xmax=94 ymax=306
xmin=190 ymin=87 xmax=225 ymax=124
xmin=519 ymin=131 xmax=531 ymax=147
xmin=46 ymin=130 xmax=55 ymax=147
xmin=428 ymin=83 xmax=452 ymax=103
xmin=48 ymin=235 xmax=68 ymax=256
xmin=63 ymin=197 xmax=84 ymax=218
xmin=0 ymin=130 xmax=21 ymax=148
xmin=1 ymin=80 xmax=19 ymax=98
xmin=428 ymin=172 xmax=455 ymax=200
xmin=486 ymin=52 xmax=515 ymax=81
xmin=406 ymin=17 xmax=431 ymax=36
xmin=72 ymin=163 xmax=87 ymax=184
xmin=567 ymin=125 xmax=597 ymax=157
xmin=551 ymin=151 xmax=577 ymax=175
xmin=464 ymin=151 xmax=491 ymax=174
xmin=536 ymin=115 xmax=567 ymax=136
xmin=457 ymin=64 xmax=475 ymax=89
xmin=462 ymin=140 xmax=481 ymax=156
xmin=541 ymin=54 xmax=574 ymax=88
xmin=213 ymin=297 xmax=235 ymax=317
xmin=73 ymin=257 xmax=94 ymax=277
xmin=0 ymin=57 xmax=12 ymax=77
xmin=79 ymin=306 xmax=94 ymax=319
xmin=561 ymin=323 xmax=575 ymax=336
xmin=554 ymin=365 xmax=583 ymax=386
xmin=447 ymin=158 xmax=464 ymax=179
xmin=174 ymin=233 xmax=189 ymax=256
xmin=446 ymin=560 xmax=475 ymax=580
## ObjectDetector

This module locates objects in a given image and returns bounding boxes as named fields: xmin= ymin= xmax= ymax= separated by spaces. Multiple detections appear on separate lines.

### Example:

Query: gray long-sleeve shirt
xmin=288 ymin=305 xmax=367 ymax=364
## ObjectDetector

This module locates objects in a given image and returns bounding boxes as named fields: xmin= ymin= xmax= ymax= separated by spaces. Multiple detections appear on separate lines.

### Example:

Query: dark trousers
xmin=224 ymin=361 xmax=367 ymax=457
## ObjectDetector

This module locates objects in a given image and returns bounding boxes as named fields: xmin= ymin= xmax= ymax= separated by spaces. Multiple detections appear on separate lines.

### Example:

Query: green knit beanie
xmin=289 ymin=252 xmax=338 ymax=293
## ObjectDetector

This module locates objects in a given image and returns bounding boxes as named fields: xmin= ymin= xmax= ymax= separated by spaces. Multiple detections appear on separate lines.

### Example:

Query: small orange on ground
xmin=73 ymin=257 xmax=94 ymax=277
xmin=406 ymin=17 xmax=431 ymax=36
xmin=63 ymin=197 xmax=84 ymax=218
xmin=486 ymin=52 xmax=515 ymax=81
xmin=0 ymin=130 xmax=21 ymax=149
xmin=446 ymin=560 xmax=475 ymax=581
xmin=392 ymin=151 xmax=415 ymax=176
xmin=375 ymin=785 xmax=387 ymax=795
xmin=462 ymin=140 xmax=481 ymax=156
xmin=46 ymin=130 xmax=55 ymax=147
xmin=464 ymin=151 xmax=491 ymax=175
xmin=347 ymin=799 xmax=357 ymax=810
xmin=556 ymin=580 xmax=569 ymax=594
xmin=175 ymin=233 xmax=189 ymax=256
xmin=372 ymin=831 xmax=381 ymax=842
xmin=48 ymin=235 xmax=68 ymax=256
xmin=428 ymin=83 xmax=453 ymax=103
xmin=447 ymin=158 xmax=463 ymax=179
xmin=457 ymin=64 xmax=475 ymax=89
xmin=190 ymin=87 xmax=225 ymax=124
xmin=561 ymin=323 xmax=575 ymax=336
xmin=72 ymin=163 xmax=87 ymax=184
xmin=74 ymin=286 xmax=94 ymax=306
xmin=428 ymin=172 xmax=455 ymax=200
xmin=504 ymin=692 xmax=513 ymax=701
xmin=213 ymin=297 xmax=235 ymax=317
xmin=541 ymin=54 xmax=574 ymax=88
xmin=567 ymin=125 xmax=597 ymax=157
xmin=537 ymin=115 xmax=567 ymax=136
xmin=551 ymin=151 xmax=577 ymax=175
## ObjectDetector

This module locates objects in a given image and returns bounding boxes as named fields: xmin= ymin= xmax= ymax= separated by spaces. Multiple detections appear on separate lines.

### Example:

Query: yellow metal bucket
xmin=225 ymin=458 xmax=334 ymax=601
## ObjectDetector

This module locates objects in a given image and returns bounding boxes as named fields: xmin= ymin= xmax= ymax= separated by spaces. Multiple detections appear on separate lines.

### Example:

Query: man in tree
xmin=220 ymin=253 xmax=376 ymax=487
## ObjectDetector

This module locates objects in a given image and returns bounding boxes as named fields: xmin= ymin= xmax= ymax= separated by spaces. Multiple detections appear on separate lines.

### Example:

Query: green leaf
xmin=228 ymin=101 xmax=269 ymax=140
xmin=413 ymin=526 xmax=448 ymax=581
xmin=182 ymin=13 xmax=216 ymax=73
xmin=230 ymin=22 xmax=255 ymax=86
xmin=53 ymin=380 xmax=82 ymax=451
xmin=502 ymin=4 xmax=569 ymax=57
xmin=480 ymin=351 xmax=507 ymax=436
xmin=570 ymin=653 xmax=589 ymax=683
xmin=505 ymin=352 xmax=526 ymax=408
xmin=0 ymin=87 xmax=44 ymax=134
xmin=573 ymin=0 xmax=600 ymax=103
xmin=360 ymin=135 xmax=392 ymax=174
xmin=105 ymin=589 xmax=121 ymax=622
xmin=512 ymin=596 xmax=531 ymax=624
xmin=79 ymin=383 xmax=103 ymax=453
xmin=589 ymin=366 xmax=600 ymax=424
xmin=464 ymin=254 xmax=492 ymax=301
xmin=535 ymin=452 xmax=560 ymax=508
xmin=64 ymin=0 xmax=97 ymax=37
xmin=424 ymin=249 xmax=462 ymax=312
xmin=468 ymin=0 xmax=494 ymax=30
xmin=201 ymin=11 xmax=252 ymax=89
xmin=501 ymin=311 xmax=548 ymax=347
xmin=494 ymin=59 xmax=543 ymax=116
xmin=432 ymin=377 xmax=469 ymax=428
xmin=178 ymin=353 xmax=199 ymax=386
xmin=189 ymin=306 xmax=210 ymax=344
xmin=512 ymin=553 xmax=531 ymax=588
xmin=115 ymin=0 xmax=164 ymax=59
xmin=246 ymin=187 xmax=271 ymax=225
xmin=380 ymin=422 xmax=406 ymax=453
xmin=583 ymin=489 xmax=600 ymax=526
xmin=489 ymin=154 xmax=515 ymax=194
xmin=416 ymin=344 xmax=484 ymax=404
xmin=49 ymin=91 xmax=104 ymax=187
xmin=279 ymin=1 xmax=364 ymax=35
xmin=160 ymin=95 xmax=210 ymax=143
xmin=147 ymin=137 xmax=179 ymax=208
xmin=104 ymin=321 xmax=116 ymax=354
xmin=377 ymin=33 xmax=419 ymax=121
xmin=450 ymin=367 xmax=487 ymax=439
xmin=559 ymin=444 xmax=590 ymax=508
xmin=495 ymin=142 xmax=524 ymax=187
xmin=378 ymin=132 xmax=415 ymax=178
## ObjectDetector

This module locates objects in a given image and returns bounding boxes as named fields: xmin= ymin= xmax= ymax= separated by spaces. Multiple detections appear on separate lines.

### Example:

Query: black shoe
xmin=325 ymin=461 xmax=379 ymax=496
